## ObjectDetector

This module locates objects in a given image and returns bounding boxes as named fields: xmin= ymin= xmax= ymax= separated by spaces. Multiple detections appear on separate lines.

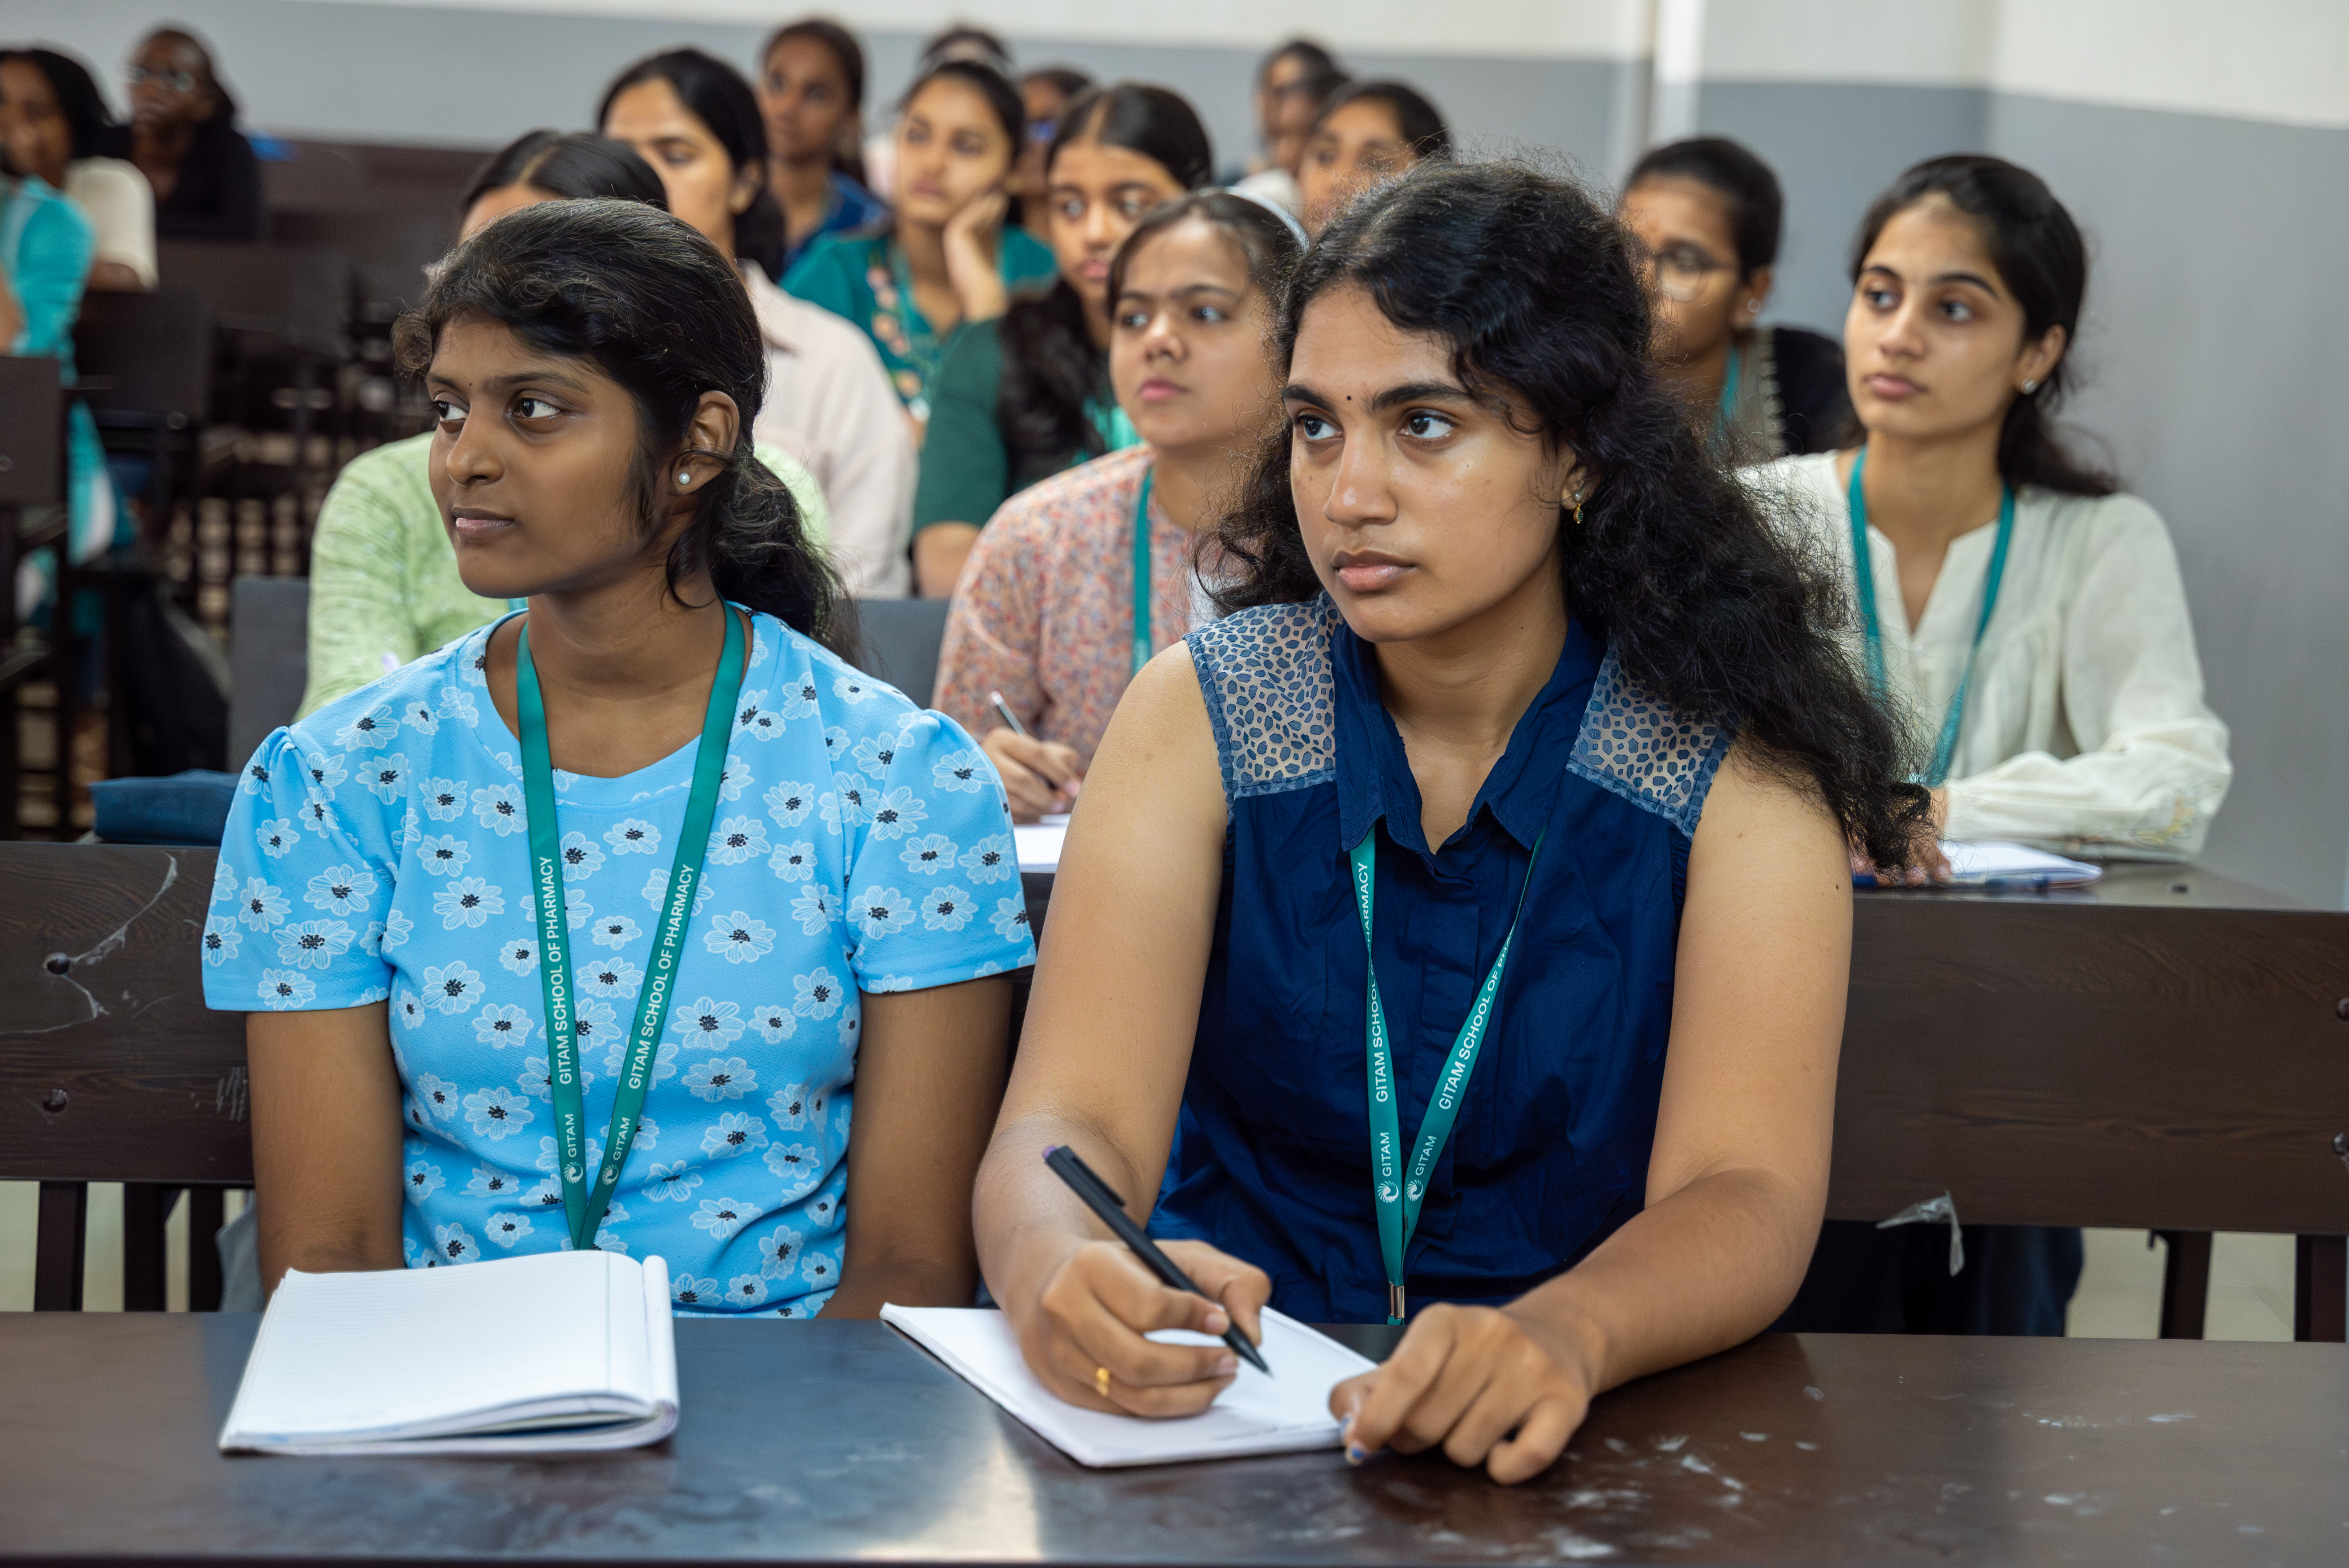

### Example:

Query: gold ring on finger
xmin=1094 ymin=1365 xmax=1112 ymax=1399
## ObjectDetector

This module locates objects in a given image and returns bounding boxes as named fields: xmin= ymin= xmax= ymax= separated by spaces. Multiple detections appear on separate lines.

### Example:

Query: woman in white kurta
xmin=1749 ymin=162 xmax=2228 ymax=864
xmin=1755 ymin=154 xmax=2230 ymax=1338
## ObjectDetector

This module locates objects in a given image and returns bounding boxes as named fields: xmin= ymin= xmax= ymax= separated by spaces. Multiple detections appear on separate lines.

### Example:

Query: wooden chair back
xmin=0 ymin=845 xmax=248 ymax=1309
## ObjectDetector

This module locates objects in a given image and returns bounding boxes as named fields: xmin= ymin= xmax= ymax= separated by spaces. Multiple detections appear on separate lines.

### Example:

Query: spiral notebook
xmin=882 ymin=1304 xmax=1376 ymax=1467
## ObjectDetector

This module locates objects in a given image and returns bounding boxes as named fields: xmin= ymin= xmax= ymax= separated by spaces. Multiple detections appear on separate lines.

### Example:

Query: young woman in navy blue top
xmin=974 ymin=162 xmax=1928 ymax=1483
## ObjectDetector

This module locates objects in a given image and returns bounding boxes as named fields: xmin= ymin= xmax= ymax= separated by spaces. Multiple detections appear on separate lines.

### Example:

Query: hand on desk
xmin=984 ymin=727 xmax=1084 ymax=823
xmin=1017 ymin=1236 xmax=1269 ymax=1416
xmin=1332 ymin=1303 xmax=1597 ymax=1486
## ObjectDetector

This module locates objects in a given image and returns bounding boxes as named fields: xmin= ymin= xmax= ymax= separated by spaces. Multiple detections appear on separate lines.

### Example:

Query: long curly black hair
xmin=1212 ymin=160 xmax=1925 ymax=865
xmin=392 ymin=198 xmax=858 ymax=662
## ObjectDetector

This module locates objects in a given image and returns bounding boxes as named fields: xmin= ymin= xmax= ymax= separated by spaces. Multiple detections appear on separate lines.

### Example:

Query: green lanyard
xmin=1130 ymin=467 xmax=1155 ymax=678
xmin=517 ymin=608 xmax=748 ymax=1252
xmin=1846 ymin=446 xmax=2015 ymax=788
xmin=1711 ymin=340 xmax=1742 ymax=454
xmin=1349 ymin=826 xmax=1544 ymax=1323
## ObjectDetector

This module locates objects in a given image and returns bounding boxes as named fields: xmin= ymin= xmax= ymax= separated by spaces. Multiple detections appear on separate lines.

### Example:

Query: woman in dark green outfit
xmin=909 ymin=84 xmax=1211 ymax=596
xmin=783 ymin=59 xmax=1056 ymax=429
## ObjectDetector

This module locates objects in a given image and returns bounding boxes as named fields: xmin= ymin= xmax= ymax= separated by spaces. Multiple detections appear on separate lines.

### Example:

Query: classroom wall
xmin=8 ymin=0 xmax=2346 ymax=903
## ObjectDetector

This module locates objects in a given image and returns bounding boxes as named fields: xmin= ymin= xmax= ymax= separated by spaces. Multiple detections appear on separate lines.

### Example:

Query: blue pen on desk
xmin=1043 ymin=1144 xmax=1270 ymax=1375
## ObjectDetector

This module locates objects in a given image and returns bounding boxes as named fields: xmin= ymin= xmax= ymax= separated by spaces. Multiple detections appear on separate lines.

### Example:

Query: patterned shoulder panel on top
xmin=1567 ymin=650 xmax=1733 ymax=837
xmin=1184 ymin=598 xmax=1341 ymax=801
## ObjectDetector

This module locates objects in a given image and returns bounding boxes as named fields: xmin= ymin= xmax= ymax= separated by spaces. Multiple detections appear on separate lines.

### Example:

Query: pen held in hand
xmin=1042 ymin=1144 xmax=1271 ymax=1376
xmin=989 ymin=690 xmax=1030 ymax=740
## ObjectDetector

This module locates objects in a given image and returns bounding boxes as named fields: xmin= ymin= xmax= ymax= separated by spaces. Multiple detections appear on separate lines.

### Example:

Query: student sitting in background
xmin=1618 ymin=137 xmax=1850 ymax=463
xmin=786 ymin=60 xmax=1055 ymax=429
xmin=756 ymin=18 xmax=886 ymax=277
xmin=0 ymin=47 xmax=155 ymax=291
xmin=1756 ymin=154 xmax=2230 ymax=1337
xmin=0 ymin=159 xmax=117 ymax=588
xmin=1229 ymin=39 xmax=1344 ymax=218
xmin=934 ymin=191 xmax=1301 ymax=820
xmin=125 ymin=28 xmax=260 ymax=242
xmin=1296 ymin=80 xmax=1447 ymax=234
xmin=974 ymin=162 xmax=1925 ymax=1482
xmin=602 ymin=49 xmax=913 ymax=596
xmin=209 ymin=199 xmax=1030 ymax=1311
xmin=911 ymin=85 xmax=1212 ymax=596
xmin=298 ymin=133 xmax=832 ymax=716
xmin=1012 ymin=66 xmax=1092 ymax=241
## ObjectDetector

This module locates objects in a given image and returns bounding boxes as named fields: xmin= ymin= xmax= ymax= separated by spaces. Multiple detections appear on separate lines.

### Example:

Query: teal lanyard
xmin=1712 ymin=340 xmax=1742 ymax=454
xmin=1130 ymin=467 xmax=1154 ymax=678
xmin=1846 ymin=446 xmax=2015 ymax=787
xmin=518 ymin=608 xmax=748 ymax=1252
xmin=1349 ymin=826 xmax=1544 ymax=1323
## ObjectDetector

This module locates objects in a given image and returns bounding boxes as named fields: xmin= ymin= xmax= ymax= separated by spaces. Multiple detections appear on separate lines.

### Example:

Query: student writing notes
xmin=933 ymin=191 xmax=1301 ymax=820
xmin=1752 ymin=156 xmax=2230 ymax=865
xmin=973 ymin=164 xmax=1926 ymax=1483
xmin=205 ymin=201 xmax=1031 ymax=1315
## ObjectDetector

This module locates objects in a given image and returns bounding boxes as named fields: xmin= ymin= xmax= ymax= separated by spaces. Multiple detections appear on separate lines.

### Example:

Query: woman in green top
xmin=298 ymin=132 xmax=829 ymax=716
xmin=909 ymin=84 xmax=1211 ymax=597
xmin=783 ymin=60 xmax=1054 ymax=429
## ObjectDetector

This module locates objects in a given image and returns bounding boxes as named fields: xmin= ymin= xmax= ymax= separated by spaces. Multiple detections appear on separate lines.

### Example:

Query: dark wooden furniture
xmin=1831 ymin=863 xmax=2349 ymax=1340
xmin=6 ymin=1314 xmax=2346 ymax=1565
xmin=71 ymin=288 xmax=212 ymax=535
xmin=9 ymin=846 xmax=2346 ymax=1336
xmin=853 ymin=597 xmax=952 ymax=708
xmin=0 ymin=356 xmax=73 ymax=838
xmin=0 ymin=843 xmax=243 ymax=1309
xmin=226 ymin=575 xmax=311 ymax=763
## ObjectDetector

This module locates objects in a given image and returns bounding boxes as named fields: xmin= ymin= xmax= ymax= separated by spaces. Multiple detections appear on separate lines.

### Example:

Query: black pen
xmin=1043 ymin=1144 xmax=1271 ymax=1375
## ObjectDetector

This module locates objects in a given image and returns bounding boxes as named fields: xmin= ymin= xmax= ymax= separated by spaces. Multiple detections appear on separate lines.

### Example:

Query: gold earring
xmin=1566 ymin=487 xmax=1585 ymax=526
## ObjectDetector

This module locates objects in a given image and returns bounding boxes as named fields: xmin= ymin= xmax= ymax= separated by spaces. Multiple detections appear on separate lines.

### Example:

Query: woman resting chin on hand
xmin=205 ymin=200 xmax=1032 ymax=1316
xmin=972 ymin=162 xmax=1929 ymax=1483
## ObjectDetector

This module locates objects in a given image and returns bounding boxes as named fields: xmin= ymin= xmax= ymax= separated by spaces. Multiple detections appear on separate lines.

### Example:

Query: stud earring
xmin=1746 ymin=299 xmax=1762 ymax=314
xmin=2020 ymin=379 xmax=2038 ymax=395
xmin=678 ymin=470 xmax=692 ymax=486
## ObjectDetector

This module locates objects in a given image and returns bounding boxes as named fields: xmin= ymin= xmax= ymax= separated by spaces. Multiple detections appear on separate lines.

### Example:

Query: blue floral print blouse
xmin=203 ymin=608 xmax=1035 ymax=1315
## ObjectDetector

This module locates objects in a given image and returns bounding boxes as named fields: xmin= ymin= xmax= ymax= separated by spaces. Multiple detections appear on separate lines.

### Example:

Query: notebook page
xmin=223 ymin=1251 xmax=649 ymax=1442
xmin=882 ymin=1305 xmax=1376 ymax=1468
xmin=1940 ymin=841 xmax=2101 ymax=885
xmin=1014 ymin=815 xmax=1069 ymax=872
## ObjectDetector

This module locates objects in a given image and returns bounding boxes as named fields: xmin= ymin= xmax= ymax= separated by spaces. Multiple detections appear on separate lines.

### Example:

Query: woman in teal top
xmin=1 ymin=170 xmax=117 ymax=580
xmin=784 ymin=60 xmax=1054 ymax=427
xmin=909 ymin=83 xmax=1211 ymax=596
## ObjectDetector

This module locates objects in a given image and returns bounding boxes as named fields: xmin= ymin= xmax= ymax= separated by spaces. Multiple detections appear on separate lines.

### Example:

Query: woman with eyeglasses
xmin=756 ymin=19 xmax=886 ymax=278
xmin=909 ymin=84 xmax=1211 ymax=597
xmin=1618 ymin=138 xmax=1851 ymax=464
xmin=125 ymin=27 xmax=260 ymax=241
xmin=785 ymin=59 xmax=1056 ymax=432
xmin=1753 ymin=157 xmax=2229 ymax=1333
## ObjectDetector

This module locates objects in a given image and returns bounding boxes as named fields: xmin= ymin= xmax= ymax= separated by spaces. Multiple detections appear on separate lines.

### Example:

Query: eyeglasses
xmin=1645 ymin=243 xmax=1737 ymax=302
xmin=128 ymin=66 xmax=198 ymax=93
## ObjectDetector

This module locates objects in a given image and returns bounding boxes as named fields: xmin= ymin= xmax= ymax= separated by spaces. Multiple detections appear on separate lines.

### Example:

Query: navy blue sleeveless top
xmin=1152 ymin=598 xmax=1732 ymax=1323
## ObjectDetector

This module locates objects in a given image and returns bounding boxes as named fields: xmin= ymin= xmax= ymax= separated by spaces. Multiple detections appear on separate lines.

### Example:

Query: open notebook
xmin=219 ymin=1251 xmax=679 ymax=1455
xmin=1856 ymin=840 xmax=2103 ymax=890
xmin=1015 ymin=813 xmax=1070 ymax=873
xmin=883 ymin=1304 xmax=1376 ymax=1467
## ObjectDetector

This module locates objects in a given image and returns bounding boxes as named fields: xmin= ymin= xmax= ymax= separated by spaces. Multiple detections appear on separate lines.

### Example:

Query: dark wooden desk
xmin=4 ymin=1315 xmax=2344 ymax=1566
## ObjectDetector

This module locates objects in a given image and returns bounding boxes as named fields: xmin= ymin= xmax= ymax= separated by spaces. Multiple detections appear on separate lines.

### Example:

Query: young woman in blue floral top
xmin=205 ymin=199 xmax=1033 ymax=1316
